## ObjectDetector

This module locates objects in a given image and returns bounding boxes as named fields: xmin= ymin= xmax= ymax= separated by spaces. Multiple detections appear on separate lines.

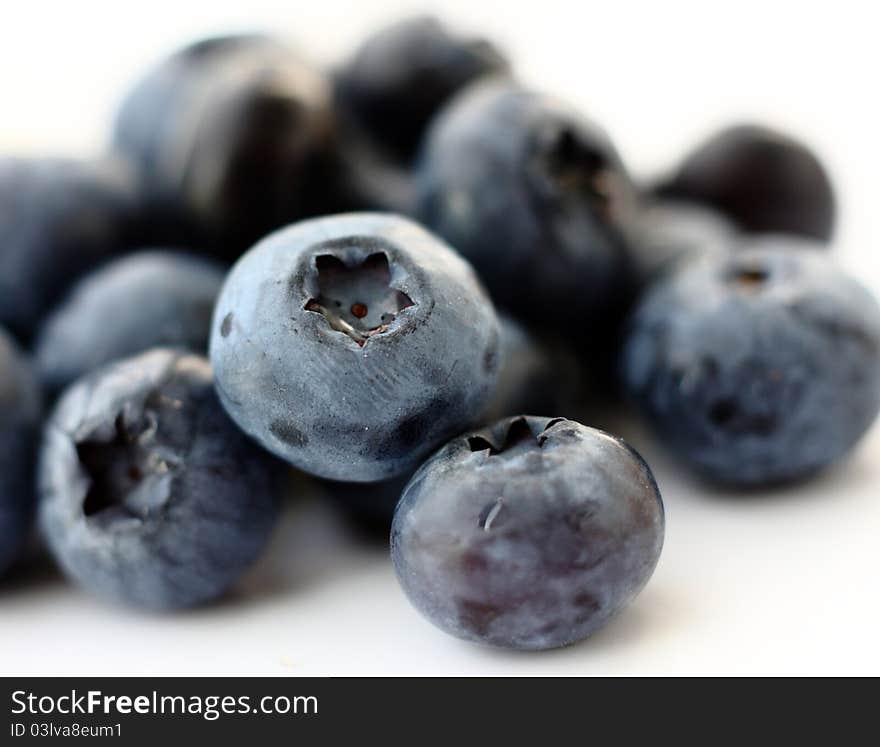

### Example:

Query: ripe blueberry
xmin=656 ymin=124 xmax=836 ymax=241
xmin=415 ymin=82 xmax=637 ymax=335
xmin=210 ymin=213 xmax=500 ymax=482
xmin=335 ymin=15 xmax=509 ymax=163
xmin=391 ymin=415 xmax=664 ymax=650
xmin=622 ymin=240 xmax=880 ymax=485
xmin=112 ymin=34 xmax=333 ymax=259
xmin=38 ymin=349 xmax=281 ymax=609
xmin=35 ymin=251 xmax=225 ymax=395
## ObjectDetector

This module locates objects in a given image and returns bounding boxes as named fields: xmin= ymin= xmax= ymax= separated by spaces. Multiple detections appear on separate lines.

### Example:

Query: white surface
xmin=1 ymin=0 xmax=879 ymax=676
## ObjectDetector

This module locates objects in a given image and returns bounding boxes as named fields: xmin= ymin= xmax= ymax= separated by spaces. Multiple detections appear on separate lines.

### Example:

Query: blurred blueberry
xmin=656 ymin=124 xmax=836 ymax=242
xmin=35 ymin=250 xmax=225 ymax=395
xmin=111 ymin=33 xmax=334 ymax=259
xmin=335 ymin=15 xmax=510 ymax=163
xmin=0 ymin=328 xmax=42 ymax=577
xmin=622 ymin=239 xmax=880 ymax=485
xmin=38 ymin=349 xmax=281 ymax=609
xmin=210 ymin=213 xmax=500 ymax=482
xmin=0 ymin=158 xmax=134 ymax=340
xmin=415 ymin=81 xmax=638 ymax=337
xmin=391 ymin=415 xmax=664 ymax=650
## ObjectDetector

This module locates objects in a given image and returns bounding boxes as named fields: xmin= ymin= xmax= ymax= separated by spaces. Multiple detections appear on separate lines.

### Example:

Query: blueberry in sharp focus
xmin=0 ymin=157 xmax=134 ymax=340
xmin=335 ymin=15 xmax=510 ymax=163
xmin=655 ymin=124 xmax=836 ymax=241
xmin=210 ymin=212 xmax=500 ymax=482
xmin=628 ymin=198 xmax=735 ymax=290
xmin=621 ymin=239 xmax=880 ymax=486
xmin=391 ymin=415 xmax=664 ymax=650
xmin=35 ymin=250 xmax=225 ymax=396
xmin=111 ymin=33 xmax=333 ymax=259
xmin=38 ymin=349 xmax=281 ymax=609
xmin=0 ymin=328 xmax=42 ymax=577
xmin=415 ymin=81 xmax=638 ymax=335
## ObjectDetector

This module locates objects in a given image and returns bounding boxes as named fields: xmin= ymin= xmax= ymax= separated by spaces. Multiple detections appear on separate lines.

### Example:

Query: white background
xmin=1 ymin=0 xmax=878 ymax=675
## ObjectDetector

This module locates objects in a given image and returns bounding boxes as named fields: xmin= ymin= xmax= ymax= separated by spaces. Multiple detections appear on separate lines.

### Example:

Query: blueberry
xmin=335 ymin=15 xmax=509 ymax=163
xmin=38 ymin=349 xmax=280 ymax=609
xmin=415 ymin=81 xmax=637 ymax=334
xmin=112 ymin=34 xmax=333 ymax=259
xmin=656 ymin=124 xmax=836 ymax=241
xmin=0 ymin=328 xmax=42 ymax=577
xmin=35 ymin=250 xmax=225 ymax=395
xmin=629 ymin=199 xmax=735 ymax=288
xmin=210 ymin=213 xmax=500 ymax=482
xmin=621 ymin=240 xmax=880 ymax=485
xmin=391 ymin=415 xmax=664 ymax=650
xmin=0 ymin=158 xmax=134 ymax=340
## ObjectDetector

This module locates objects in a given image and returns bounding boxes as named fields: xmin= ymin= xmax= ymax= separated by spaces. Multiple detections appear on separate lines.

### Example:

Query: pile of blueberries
xmin=2 ymin=17 xmax=879 ymax=652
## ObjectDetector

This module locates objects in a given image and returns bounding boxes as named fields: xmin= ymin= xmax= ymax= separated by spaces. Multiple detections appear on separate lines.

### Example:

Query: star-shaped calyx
xmin=467 ymin=416 xmax=567 ymax=456
xmin=304 ymin=252 xmax=415 ymax=346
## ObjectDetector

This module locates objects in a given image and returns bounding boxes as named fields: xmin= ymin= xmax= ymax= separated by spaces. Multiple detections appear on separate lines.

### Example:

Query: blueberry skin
xmin=415 ymin=82 xmax=637 ymax=333
xmin=656 ymin=124 xmax=836 ymax=242
xmin=391 ymin=416 xmax=664 ymax=650
xmin=629 ymin=199 xmax=735 ymax=289
xmin=210 ymin=213 xmax=500 ymax=482
xmin=335 ymin=15 xmax=509 ymax=163
xmin=35 ymin=251 xmax=225 ymax=395
xmin=112 ymin=34 xmax=333 ymax=259
xmin=0 ymin=328 xmax=42 ymax=577
xmin=622 ymin=242 xmax=880 ymax=485
xmin=0 ymin=158 xmax=133 ymax=340
xmin=38 ymin=349 xmax=280 ymax=609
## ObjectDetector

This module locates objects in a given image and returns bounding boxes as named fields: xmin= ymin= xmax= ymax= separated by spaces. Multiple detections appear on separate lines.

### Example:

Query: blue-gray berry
xmin=35 ymin=250 xmax=225 ymax=394
xmin=415 ymin=82 xmax=637 ymax=333
xmin=210 ymin=213 xmax=500 ymax=482
xmin=38 ymin=349 xmax=281 ymax=609
xmin=392 ymin=415 xmax=664 ymax=650
xmin=622 ymin=241 xmax=880 ymax=485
